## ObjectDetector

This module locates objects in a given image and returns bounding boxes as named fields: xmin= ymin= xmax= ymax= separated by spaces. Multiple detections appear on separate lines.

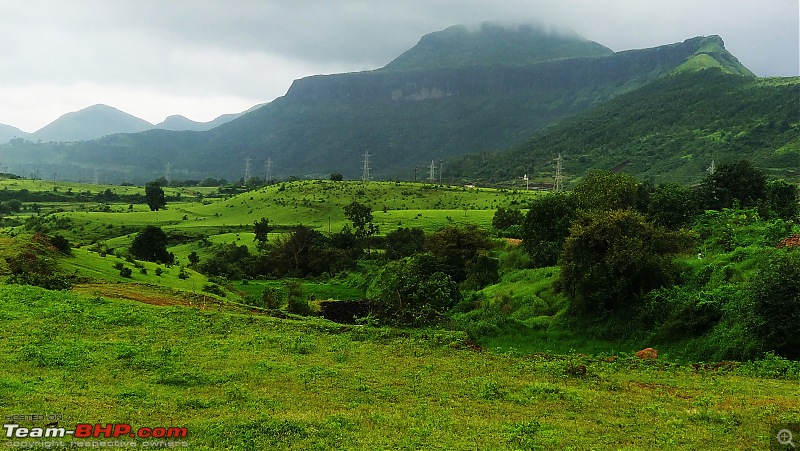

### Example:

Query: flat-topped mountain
xmin=0 ymin=23 xmax=772 ymax=183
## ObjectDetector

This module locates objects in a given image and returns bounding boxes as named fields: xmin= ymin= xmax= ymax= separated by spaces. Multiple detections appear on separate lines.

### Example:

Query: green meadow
xmin=1 ymin=177 xmax=799 ymax=450
xmin=1 ymin=285 xmax=798 ymax=450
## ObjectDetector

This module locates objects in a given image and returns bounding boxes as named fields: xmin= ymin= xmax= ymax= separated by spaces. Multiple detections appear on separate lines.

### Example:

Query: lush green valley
xmin=0 ymin=161 xmax=798 ymax=448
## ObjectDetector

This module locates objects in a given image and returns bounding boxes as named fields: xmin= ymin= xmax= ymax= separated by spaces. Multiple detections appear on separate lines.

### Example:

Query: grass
xmin=0 ymin=284 xmax=797 ymax=450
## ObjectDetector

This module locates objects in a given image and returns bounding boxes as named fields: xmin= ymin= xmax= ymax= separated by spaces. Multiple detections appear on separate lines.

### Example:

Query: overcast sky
xmin=1 ymin=0 xmax=797 ymax=132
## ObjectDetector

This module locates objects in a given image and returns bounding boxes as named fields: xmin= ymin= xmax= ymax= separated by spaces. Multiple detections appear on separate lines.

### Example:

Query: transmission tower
xmin=361 ymin=151 xmax=371 ymax=182
xmin=428 ymin=160 xmax=436 ymax=183
xmin=244 ymin=157 xmax=252 ymax=182
xmin=707 ymin=160 xmax=716 ymax=175
xmin=265 ymin=157 xmax=273 ymax=183
xmin=553 ymin=153 xmax=564 ymax=191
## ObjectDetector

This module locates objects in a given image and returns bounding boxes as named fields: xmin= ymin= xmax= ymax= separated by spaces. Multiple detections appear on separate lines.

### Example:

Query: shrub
xmin=747 ymin=249 xmax=800 ymax=359
xmin=559 ymin=209 xmax=691 ymax=315
xmin=119 ymin=267 xmax=132 ymax=278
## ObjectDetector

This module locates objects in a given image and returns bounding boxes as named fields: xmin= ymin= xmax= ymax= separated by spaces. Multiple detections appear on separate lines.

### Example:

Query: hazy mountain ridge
xmin=31 ymin=104 xmax=155 ymax=142
xmin=380 ymin=22 xmax=613 ymax=72
xmin=0 ymin=25 xmax=771 ymax=183
xmin=0 ymin=124 xmax=30 ymax=143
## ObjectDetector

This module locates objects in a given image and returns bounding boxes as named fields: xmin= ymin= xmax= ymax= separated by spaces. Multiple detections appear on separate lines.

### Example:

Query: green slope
xmin=449 ymin=70 xmax=799 ymax=185
xmin=381 ymin=22 xmax=613 ymax=71
xmin=0 ymin=32 xmax=757 ymax=183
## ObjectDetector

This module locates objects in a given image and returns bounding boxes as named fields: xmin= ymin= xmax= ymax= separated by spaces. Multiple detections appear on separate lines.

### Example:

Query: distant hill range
xmin=1 ymin=21 xmax=794 ymax=184
xmin=0 ymin=103 xmax=258 ymax=144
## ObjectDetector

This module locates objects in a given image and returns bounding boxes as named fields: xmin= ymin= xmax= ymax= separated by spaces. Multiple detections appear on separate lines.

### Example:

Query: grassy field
xmin=2 ymin=178 xmax=799 ymax=449
xmin=1 ymin=284 xmax=798 ymax=450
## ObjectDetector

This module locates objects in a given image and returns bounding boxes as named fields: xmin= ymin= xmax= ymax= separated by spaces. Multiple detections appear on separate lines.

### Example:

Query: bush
xmin=747 ymin=249 xmax=800 ymax=359
xmin=368 ymin=255 xmax=461 ymax=326
xmin=559 ymin=209 xmax=691 ymax=315
xmin=119 ymin=267 xmax=132 ymax=278
xmin=202 ymin=283 xmax=226 ymax=297
xmin=285 ymin=281 xmax=309 ymax=315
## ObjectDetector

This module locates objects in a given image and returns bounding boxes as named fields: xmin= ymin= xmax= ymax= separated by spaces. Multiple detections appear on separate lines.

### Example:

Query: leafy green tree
xmin=766 ymin=179 xmax=798 ymax=221
xmin=699 ymin=159 xmax=767 ymax=210
xmin=344 ymin=200 xmax=377 ymax=253
xmin=492 ymin=207 xmax=524 ymax=231
xmin=330 ymin=173 xmax=344 ymax=181
xmin=368 ymin=253 xmax=461 ymax=326
xmin=144 ymin=181 xmax=166 ymax=211
xmin=130 ymin=226 xmax=174 ymax=264
xmin=647 ymin=183 xmax=699 ymax=229
xmin=384 ymin=227 xmax=425 ymax=260
xmin=187 ymin=251 xmax=200 ymax=266
xmin=573 ymin=171 xmax=640 ymax=212
xmin=521 ymin=192 xmax=577 ymax=266
xmin=747 ymin=249 xmax=800 ymax=359
xmin=344 ymin=201 xmax=374 ymax=238
xmin=558 ymin=209 xmax=690 ymax=315
xmin=425 ymin=225 xmax=494 ymax=284
xmin=253 ymin=217 xmax=271 ymax=246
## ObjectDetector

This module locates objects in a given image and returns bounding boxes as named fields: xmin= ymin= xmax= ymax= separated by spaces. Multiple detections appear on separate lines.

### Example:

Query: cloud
xmin=0 ymin=0 xmax=796 ymax=131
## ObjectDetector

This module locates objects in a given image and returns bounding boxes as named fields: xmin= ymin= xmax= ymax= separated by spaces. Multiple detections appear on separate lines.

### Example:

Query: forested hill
xmin=0 ymin=25 xmax=755 ymax=183
xmin=448 ymin=70 xmax=799 ymax=186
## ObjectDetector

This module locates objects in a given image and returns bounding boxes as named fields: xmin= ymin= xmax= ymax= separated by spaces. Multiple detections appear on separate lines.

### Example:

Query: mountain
xmin=32 ymin=104 xmax=154 ymax=142
xmin=449 ymin=70 xmax=799 ymax=185
xmin=154 ymin=104 xmax=266 ymax=131
xmin=0 ymin=124 xmax=30 ymax=144
xmin=381 ymin=22 xmax=613 ymax=71
xmin=0 ymin=25 xmax=765 ymax=183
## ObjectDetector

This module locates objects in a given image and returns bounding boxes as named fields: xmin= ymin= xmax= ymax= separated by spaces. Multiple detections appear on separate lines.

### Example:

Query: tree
xmin=330 ymin=173 xmax=344 ymax=181
xmin=558 ymin=209 xmax=690 ymax=315
xmin=253 ymin=217 xmax=271 ymax=246
xmin=145 ymin=181 xmax=166 ymax=211
xmin=521 ymin=192 xmax=577 ymax=267
xmin=747 ymin=249 xmax=800 ymax=359
xmin=187 ymin=251 xmax=200 ymax=266
xmin=492 ymin=207 xmax=524 ymax=231
xmin=344 ymin=201 xmax=373 ymax=238
xmin=344 ymin=200 xmax=377 ymax=253
xmin=130 ymin=226 xmax=174 ymax=264
xmin=766 ymin=179 xmax=798 ymax=221
xmin=698 ymin=159 xmax=767 ymax=210
xmin=573 ymin=171 xmax=640 ymax=212
xmin=368 ymin=254 xmax=461 ymax=326
xmin=425 ymin=225 xmax=495 ymax=285
xmin=384 ymin=227 xmax=425 ymax=260
xmin=647 ymin=183 xmax=699 ymax=229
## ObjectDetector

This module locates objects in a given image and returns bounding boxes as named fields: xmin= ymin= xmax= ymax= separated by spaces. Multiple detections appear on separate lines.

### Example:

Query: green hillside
xmin=381 ymin=22 xmax=612 ymax=71
xmin=449 ymin=70 xmax=799 ymax=185
xmin=0 ymin=31 xmax=752 ymax=184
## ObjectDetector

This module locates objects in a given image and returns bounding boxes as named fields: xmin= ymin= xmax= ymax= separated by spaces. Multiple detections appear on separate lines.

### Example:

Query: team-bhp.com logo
xmin=4 ymin=423 xmax=188 ymax=439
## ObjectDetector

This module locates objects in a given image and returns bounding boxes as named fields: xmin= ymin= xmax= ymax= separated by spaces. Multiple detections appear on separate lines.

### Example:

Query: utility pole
xmin=362 ymin=150 xmax=371 ymax=182
xmin=554 ymin=153 xmax=564 ymax=192
xmin=428 ymin=160 xmax=436 ymax=183
xmin=439 ymin=159 xmax=443 ymax=184
xmin=93 ymin=168 xmax=99 ymax=185
xmin=413 ymin=166 xmax=418 ymax=183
